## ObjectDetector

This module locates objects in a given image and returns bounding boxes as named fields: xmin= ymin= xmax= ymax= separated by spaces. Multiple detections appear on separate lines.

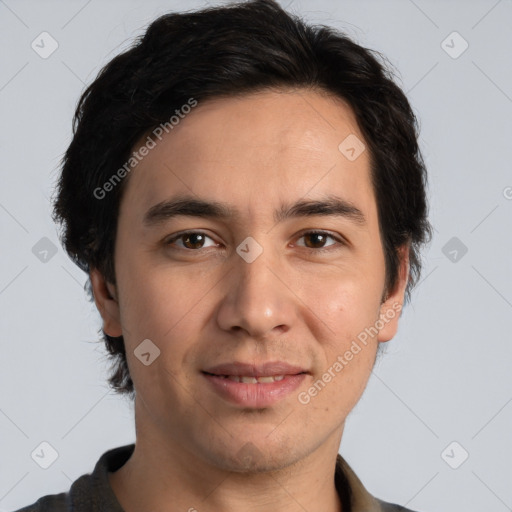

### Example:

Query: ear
xmin=377 ymin=244 xmax=410 ymax=343
xmin=90 ymin=267 xmax=123 ymax=338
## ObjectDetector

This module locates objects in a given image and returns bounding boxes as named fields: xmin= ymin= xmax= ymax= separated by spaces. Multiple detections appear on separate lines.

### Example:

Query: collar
xmin=335 ymin=453 xmax=384 ymax=511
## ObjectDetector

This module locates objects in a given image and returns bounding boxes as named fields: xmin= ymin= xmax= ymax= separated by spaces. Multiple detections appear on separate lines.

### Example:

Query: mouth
xmin=202 ymin=360 xmax=308 ymax=378
xmin=202 ymin=373 xmax=292 ymax=383
xmin=201 ymin=361 xmax=309 ymax=407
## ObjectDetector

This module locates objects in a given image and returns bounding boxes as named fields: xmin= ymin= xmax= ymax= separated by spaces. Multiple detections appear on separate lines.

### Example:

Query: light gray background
xmin=1 ymin=0 xmax=511 ymax=511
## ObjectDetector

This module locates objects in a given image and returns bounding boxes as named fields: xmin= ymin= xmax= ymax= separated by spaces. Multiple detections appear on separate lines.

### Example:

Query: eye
xmin=294 ymin=231 xmax=343 ymax=251
xmin=165 ymin=231 xmax=218 ymax=250
xmin=164 ymin=230 xmax=344 ymax=253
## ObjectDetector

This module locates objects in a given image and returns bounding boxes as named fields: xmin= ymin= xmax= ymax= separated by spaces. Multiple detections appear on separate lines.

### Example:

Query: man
xmin=16 ymin=0 xmax=431 ymax=510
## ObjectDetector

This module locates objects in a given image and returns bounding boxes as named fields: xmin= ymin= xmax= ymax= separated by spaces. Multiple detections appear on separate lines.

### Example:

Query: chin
xmin=199 ymin=437 xmax=302 ymax=474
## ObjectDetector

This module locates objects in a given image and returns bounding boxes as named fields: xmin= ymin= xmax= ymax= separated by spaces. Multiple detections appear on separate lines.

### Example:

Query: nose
xmin=215 ymin=243 xmax=297 ymax=339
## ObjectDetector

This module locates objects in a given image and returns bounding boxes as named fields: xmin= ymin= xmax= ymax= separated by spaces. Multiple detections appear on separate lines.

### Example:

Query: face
xmin=91 ymin=89 xmax=408 ymax=472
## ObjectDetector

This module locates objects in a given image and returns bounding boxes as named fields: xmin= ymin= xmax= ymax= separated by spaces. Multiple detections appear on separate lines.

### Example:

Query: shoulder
xmin=335 ymin=453 xmax=423 ymax=512
xmin=11 ymin=444 xmax=134 ymax=512
xmin=11 ymin=492 xmax=69 ymax=512
xmin=376 ymin=497 xmax=421 ymax=511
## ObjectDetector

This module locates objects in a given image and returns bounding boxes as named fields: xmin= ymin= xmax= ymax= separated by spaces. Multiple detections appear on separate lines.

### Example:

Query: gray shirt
xmin=14 ymin=444 xmax=419 ymax=512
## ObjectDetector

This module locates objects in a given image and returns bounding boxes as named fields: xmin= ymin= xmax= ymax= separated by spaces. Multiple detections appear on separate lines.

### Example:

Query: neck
xmin=109 ymin=401 xmax=344 ymax=512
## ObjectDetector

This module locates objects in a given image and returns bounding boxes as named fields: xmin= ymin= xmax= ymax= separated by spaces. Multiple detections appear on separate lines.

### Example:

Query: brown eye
xmin=303 ymin=232 xmax=330 ymax=248
xmin=296 ymin=231 xmax=340 ymax=250
xmin=182 ymin=233 xmax=206 ymax=249
xmin=166 ymin=231 xmax=217 ymax=250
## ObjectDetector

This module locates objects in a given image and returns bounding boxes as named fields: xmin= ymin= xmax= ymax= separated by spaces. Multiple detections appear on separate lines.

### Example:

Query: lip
xmin=203 ymin=361 xmax=307 ymax=378
xmin=202 ymin=361 xmax=309 ymax=408
xmin=202 ymin=372 xmax=307 ymax=408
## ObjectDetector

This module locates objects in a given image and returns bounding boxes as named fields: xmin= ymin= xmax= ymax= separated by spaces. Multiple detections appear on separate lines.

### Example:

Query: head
xmin=53 ymin=0 xmax=431 ymax=470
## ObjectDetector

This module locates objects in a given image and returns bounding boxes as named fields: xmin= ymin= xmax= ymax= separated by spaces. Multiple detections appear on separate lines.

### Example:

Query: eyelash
xmin=164 ymin=230 xmax=345 ymax=254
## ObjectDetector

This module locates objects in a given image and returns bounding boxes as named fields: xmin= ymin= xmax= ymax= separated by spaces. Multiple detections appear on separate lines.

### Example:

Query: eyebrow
xmin=143 ymin=194 xmax=366 ymax=227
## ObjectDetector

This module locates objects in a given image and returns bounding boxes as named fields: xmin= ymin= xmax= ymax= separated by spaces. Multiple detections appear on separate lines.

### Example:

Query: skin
xmin=90 ymin=88 xmax=409 ymax=512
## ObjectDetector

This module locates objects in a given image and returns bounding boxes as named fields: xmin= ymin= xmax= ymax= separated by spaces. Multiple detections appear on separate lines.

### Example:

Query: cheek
xmin=297 ymin=286 xmax=380 ymax=425
xmin=301 ymin=272 xmax=382 ymax=392
xmin=302 ymin=264 xmax=383 ymax=331
xmin=115 ymin=255 xmax=216 ymax=389
xmin=115 ymin=264 xmax=201 ymax=405
xmin=116 ymin=249 xmax=197 ymax=335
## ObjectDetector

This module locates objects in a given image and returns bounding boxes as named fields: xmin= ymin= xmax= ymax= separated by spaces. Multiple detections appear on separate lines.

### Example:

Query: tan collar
xmin=336 ymin=454 xmax=384 ymax=512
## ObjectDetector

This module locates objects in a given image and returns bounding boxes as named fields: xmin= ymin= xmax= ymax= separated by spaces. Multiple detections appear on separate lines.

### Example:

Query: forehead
xmin=119 ymin=88 xmax=375 ymax=224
